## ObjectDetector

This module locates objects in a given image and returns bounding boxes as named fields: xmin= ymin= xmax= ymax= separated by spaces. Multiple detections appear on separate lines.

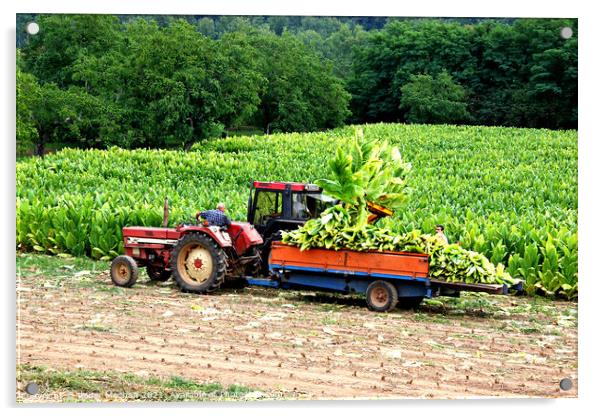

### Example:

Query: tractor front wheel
xmin=170 ymin=233 xmax=226 ymax=293
xmin=110 ymin=255 xmax=139 ymax=287
xmin=366 ymin=280 xmax=398 ymax=313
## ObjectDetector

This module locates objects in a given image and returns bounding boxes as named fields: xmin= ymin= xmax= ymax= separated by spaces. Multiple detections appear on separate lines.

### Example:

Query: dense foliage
xmin=17 ymin=15 xmax=350 ymax=154
xmin=282 ymin=133 xmax=517 ymax=286
xmin=349 ymin=19 xmax=577 ymax=129
xmin=16 ymin=124 xmax=577 ymax=298
xmin=399 ymin=72 xmax=471 ymax=124
xmin=17 ymin=15 xmax=577 ymax=154
xmin=281 ymin=205 xmax=517 ymax=286
xmin=16 ymin=51 xmax=37 ymax=154
xmin=315 ymin=129 xmax=412 ymax=213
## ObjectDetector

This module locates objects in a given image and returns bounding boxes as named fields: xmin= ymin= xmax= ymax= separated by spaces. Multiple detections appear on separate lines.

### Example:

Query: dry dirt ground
xmin=16 ymin=255 xmax=578 ymax=402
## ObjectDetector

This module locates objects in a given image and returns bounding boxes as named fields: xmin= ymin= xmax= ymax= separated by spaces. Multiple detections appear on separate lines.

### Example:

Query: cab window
xmin=254 ymin=191 xmax=282 ymax=226
xmin=292 ymin=193 xmax=310 ymax=219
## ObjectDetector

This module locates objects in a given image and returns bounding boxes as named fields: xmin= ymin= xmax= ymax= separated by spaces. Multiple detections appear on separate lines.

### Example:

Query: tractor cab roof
xmin=252 ymin=181 xmax=322 ymax=193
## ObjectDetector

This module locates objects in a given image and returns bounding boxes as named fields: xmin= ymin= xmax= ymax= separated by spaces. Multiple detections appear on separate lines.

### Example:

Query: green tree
xmin=298 ymin=17 xmax=343 ymax=37
xmin=266 ymin=16 xmax=302 ymax=36
xmin=73 ymin=18 xmax=264 ymax=148
xmin=16 ymin=14 xmax=37 ymax=48
xmin=20 ymin=14 xmax=122 ymax=88
xmin=19 ymin=48 xmax=114 ymax=156
xmin=16 ymin=50 xmax=38 ymax=154
xmin=323 ymin=23 xmax=368 ymax=80
xmin=350 ymin=18 xmax=577 ymax=129
xmin=247 ymin=31 xmax=351 ymax=133
xmin=197 ymin=17 xmax=216 ymax=38
xmin=297 ymin=22 xmax=368 ymax=81
xmin=18 ymin=16 xmax=121 ymax=155
xmin=512 ymin=35 xmax=577 ymax=128
xmin=214 ymin=16 xmax=261 ymax=36
xmin=22 ymin=82 xmax=115 ymax=156
xmin=349 ymin=20 xmax=477 ymax=123
xmin=471 ymin=18 xmax=577 ymax=128
xmin=399 ymin=71 xmax=471 ymax=124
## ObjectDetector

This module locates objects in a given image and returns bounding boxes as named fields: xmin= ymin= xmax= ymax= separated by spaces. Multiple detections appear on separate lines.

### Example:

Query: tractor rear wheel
xmin=170 ymin=233 xmax=226 ymax=293
xmin=110 ymin=255 xmax=139 ymax=287
xmin=366 ymin=280 xmax=398 ymax=313
xmin=146 ymin=265 xmax=171 ymax=282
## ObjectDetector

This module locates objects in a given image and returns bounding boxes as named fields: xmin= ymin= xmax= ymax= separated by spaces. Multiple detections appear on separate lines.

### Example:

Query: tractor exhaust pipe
xmin=162 ymin=197 xmax=169 ymax=227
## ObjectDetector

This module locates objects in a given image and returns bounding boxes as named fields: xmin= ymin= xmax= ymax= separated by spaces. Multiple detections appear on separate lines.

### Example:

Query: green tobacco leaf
xmin=15 ymin=123 xmax=576 ymax=298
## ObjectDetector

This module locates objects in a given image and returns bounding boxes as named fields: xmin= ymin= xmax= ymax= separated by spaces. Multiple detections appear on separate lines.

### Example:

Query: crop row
xmin=16 ymin=123 xmax=577 ymax=298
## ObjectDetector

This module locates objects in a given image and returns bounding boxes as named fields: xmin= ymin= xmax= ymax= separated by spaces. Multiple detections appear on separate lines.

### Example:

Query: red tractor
xmin=110 ymin=181 xmax=521 ymax=311
xmin=110 ymin=181 xmax=334 ymax=293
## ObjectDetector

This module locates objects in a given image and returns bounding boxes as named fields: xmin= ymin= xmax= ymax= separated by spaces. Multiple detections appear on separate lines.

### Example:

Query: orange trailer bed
xmin=269 ymin=242 xmax=429 ymax=279
xmin=251 ymin=243 xmax=514 ymax=311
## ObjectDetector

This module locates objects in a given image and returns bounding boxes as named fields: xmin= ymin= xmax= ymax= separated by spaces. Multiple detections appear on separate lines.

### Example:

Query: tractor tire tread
xmin=110 ymin=255 xmax=139 ymax=288
xmin=366 ymin=280 xmax=398 ymax=313
xmin=170 ymin=232 xmax=226 ymax=294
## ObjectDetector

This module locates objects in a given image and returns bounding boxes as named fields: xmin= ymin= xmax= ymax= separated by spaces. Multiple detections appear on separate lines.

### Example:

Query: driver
xmin=196 ymin=203 xmax=231 ymax=227
xmin=292 ymin=194 xmax=310 ymax=219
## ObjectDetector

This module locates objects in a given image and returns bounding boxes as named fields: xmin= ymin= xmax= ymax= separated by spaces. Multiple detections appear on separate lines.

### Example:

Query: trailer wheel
xmin=110 ymin=255 xmax=139 ymax=287
xmin=170 ymin=233 xmax=226 ymax=293
xmin=397 ymin=296 xmax=424 ymax=310
xmin=146 ymin=265 xmax=171 ymax=282
xmin=366 ymin=281 xmax=398 ymax=312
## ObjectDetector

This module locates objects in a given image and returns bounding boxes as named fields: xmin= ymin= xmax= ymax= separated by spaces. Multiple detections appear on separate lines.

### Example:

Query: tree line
xmin=16 ymin=15 xmax=577 ymax=155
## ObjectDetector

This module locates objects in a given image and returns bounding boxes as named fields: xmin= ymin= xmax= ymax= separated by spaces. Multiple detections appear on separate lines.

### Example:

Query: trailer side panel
xmin=269 ymin=243 xmax=429 ymax=279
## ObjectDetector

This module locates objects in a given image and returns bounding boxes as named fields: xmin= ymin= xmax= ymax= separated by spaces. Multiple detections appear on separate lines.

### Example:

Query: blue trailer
xmin=245 ymin=243 xmax=518 ymax=312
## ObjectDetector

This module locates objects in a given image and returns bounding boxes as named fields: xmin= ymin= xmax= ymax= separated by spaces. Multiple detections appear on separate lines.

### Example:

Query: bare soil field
xmin=16 ymin=254 xmax=578 ymax=402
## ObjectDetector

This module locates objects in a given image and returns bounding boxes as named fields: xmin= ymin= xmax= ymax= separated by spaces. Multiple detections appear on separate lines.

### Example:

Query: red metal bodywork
xmin=269 ymin=242 xmax=429 ymax=279
xmin=227 ymin=222 xmax=263 ymax=256
xmin=252 ymin=181 xmax=318 ymax=192
xmin=122 ymin=221 xmax=263 ymax=266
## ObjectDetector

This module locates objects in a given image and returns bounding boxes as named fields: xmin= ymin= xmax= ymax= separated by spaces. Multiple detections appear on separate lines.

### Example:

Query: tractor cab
xmin=247 ymin=181 xmax=336 ymax=274
xmin=247 ymin=181 xmax=335 ymax=239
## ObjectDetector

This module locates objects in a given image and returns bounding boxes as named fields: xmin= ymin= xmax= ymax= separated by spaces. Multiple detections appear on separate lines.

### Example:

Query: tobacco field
xmin=16 ymin=123 xmax=578 ymax=298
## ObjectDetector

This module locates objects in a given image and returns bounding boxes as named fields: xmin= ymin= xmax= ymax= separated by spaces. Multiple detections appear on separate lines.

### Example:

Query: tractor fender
xmin=227 ymin=222 xmax=264 ymax=256
xmin=177 ymin=225 xmax=233 ymax=248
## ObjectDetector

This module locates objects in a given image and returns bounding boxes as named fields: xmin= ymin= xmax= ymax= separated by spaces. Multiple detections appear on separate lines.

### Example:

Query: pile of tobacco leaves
xmin=282 ymin=129 xmax=518 ymax=286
